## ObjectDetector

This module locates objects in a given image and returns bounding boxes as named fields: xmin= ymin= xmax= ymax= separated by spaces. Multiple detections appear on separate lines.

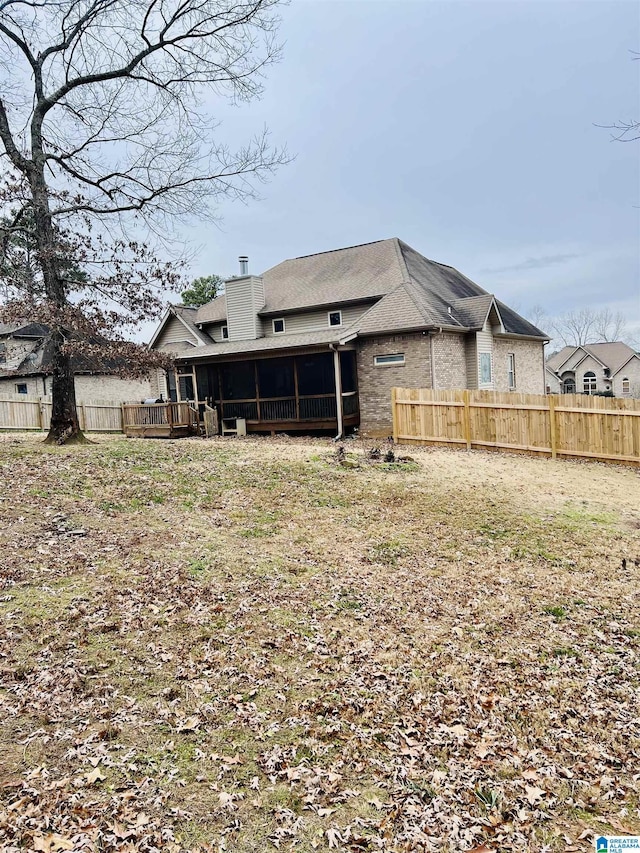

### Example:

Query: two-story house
xmin=149 ymin=238 xmax=549 ymax=436
xmin=546 ymin=342 xmax=640 ymax=397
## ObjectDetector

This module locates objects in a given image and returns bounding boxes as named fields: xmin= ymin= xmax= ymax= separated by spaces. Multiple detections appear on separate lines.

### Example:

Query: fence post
xmin=549 ymin=395 xmax=557 ymax=460
xmin=120 ymin=404 xmax=126 ymax=433
xmin=463 ymin=390 xmax=472 ymax=451
xmin=391 ymin=387 xmax=398 ymax=443
xmin=37 ymin=397 xmax=44 ymax=431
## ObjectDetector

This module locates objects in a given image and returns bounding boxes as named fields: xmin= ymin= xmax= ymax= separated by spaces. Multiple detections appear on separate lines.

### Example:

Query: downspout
xmin=329 ymin=344 xmax=343 ymax=440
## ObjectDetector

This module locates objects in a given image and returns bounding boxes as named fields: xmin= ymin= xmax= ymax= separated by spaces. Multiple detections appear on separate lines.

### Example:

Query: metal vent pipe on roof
xmin=239 ymin=256 xmax=249 ymax=276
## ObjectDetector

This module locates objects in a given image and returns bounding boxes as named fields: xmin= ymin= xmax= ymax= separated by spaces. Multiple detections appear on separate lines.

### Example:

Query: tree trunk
xmin=27 ymin=137 xmax=86 ymax=444
xmin=43 ymin=330 xmax=88 ymax=444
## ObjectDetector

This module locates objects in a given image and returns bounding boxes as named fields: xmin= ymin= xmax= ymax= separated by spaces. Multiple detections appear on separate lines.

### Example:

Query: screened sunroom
xmin=169 ymin=347 xmax=359 ymax=434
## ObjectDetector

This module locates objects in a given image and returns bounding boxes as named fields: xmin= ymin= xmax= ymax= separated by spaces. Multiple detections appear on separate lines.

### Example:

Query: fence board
xmin=0 ymin=395 xmax=123 ymax=432
xmin=392 ymin=388 xmax=640 ymax=465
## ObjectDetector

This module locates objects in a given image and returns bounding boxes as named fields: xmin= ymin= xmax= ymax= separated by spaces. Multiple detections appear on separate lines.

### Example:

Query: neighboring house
xmin=149 ymin=238 xmax=549 ymax=436
xmin=0 ymin=322 xmax=156 ymax=403
xmin=545 ymin=342 xmax=640 ymax=398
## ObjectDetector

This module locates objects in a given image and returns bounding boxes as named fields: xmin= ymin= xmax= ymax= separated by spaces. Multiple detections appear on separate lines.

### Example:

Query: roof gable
xmin=188 ymin=238 xmax=548 ymax=342
xmin=149 ymin=305 xmax=213 ymax=348
xmin=546 ymin=342 xmax=638 ymax=375
xmin=348 ymin=283 xmax=439 ymax=337
xmin=582 ymin=342 xmax=637 ymax=375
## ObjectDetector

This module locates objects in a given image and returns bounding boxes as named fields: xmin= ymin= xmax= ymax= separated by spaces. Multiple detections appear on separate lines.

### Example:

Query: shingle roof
xmin=0 ymin=325 xmax=144 ymax=377
xmin=546 ymin=342 xmax=639 ymax=376
xmin=177 ymin=329 xmax=343 ymax=360
xmin=0 ymin=321 xmax=49 ymax=338
xmin=546 ymin=346 xmax=575 ymax=372
xmin=353 ymin=282 xmax=446 ymax=336
xmin=196 ymin=296 xmax=226 ymax=324
xmin=172 ymin=306 xmax=214 ymax=345
xmin=450 ymin=295 xmax=495 ymax=329
xmin=582 ymin=342 xmax=638 ymax=375
xmin=194 ymin=238 xmax=549 ymax=340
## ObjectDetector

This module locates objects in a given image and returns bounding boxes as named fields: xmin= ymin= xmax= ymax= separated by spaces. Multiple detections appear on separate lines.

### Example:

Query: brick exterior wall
xmin=357 ymin=333 xmax=432 ymax=436
xmin=493 ymin=338 xmax=545 ymax=394
xmin=0 ymin=374 xmax=153 ymax=403
xmin=545 ymin=368 xmax=561 ymax=394
xmin=431 ymin=332 xmax=467 ymax=389
xmin=612 ymin=358 xmax=640 ymax=397
xmin=74 ymin=374 xmax=154 ymax=404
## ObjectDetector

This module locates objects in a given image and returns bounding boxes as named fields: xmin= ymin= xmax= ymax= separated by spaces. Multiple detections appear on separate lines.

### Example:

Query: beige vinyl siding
xmin=465 ymin=335 xmax=478 ymax=390
xmin=150 ymin=368 xmax=169 ymax=399
xmin=155 ymin=315 xmax=199 ymax=351
xmin=226 ymin=276 xmax=264 ymax=341
xmin=476 ymin=328 xmax=494 ymax=389
xmin=262 ymin=304 xmax=372 ymax=337
xmin=208 ymin=323 xmax=228 ymax=342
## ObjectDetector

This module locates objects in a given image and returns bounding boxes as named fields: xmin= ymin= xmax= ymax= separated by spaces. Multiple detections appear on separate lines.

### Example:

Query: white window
xmin=479 ymin=352 xmax=492 ymax=384
xmin=583 ymin=371 xmax=596 ymax=394
xmin=622 ymin=377 xmax=630 ymax=395
xmin=374 ymin=353 xmax=405 ymax=366
xmin=221 ymin=325 xmax=229 ymax=340
xmin=508 ymin=353 xmax=516 ymax=389
xmin=16 ymin=383 xmax=28 ymax=394
xmin=328 ymin=310 xmax=342 ymax=327
xmin=272 ymin=318 xmax=285 ymax=334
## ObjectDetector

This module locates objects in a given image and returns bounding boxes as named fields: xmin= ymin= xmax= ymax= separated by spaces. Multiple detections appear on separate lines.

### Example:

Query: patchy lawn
xmin=0 ymin=433 xmax=639 ymax=853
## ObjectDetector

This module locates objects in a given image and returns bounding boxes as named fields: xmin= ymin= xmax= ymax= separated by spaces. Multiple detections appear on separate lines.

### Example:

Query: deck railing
xmin=122 ymin=402 xmax=198 ymax=434
xmin=219 ymin=391 xmax=356 ymax=424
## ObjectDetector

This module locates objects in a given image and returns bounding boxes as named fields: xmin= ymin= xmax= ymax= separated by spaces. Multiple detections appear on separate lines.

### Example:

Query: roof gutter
xmin=492 ymin=332 xmax=551 ymax=343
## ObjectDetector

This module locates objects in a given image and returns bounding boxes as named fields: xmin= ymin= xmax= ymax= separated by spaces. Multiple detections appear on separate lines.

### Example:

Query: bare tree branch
xmin=0 ymin=0 xmax=288 ymax=442
xmin=548 ymin=307 xmax=630 ymax=347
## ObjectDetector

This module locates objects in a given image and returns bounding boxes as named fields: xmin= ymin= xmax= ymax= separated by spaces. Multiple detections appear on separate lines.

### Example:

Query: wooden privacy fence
xmin=392 ymin=388 xmax=640 ymax=465
xmin=0 ymin=395 xmax=124 ymax=432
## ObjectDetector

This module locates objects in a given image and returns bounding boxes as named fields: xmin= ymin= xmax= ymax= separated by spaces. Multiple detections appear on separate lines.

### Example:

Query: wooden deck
xmin=123 ymin=402 xmax=199 ymax=438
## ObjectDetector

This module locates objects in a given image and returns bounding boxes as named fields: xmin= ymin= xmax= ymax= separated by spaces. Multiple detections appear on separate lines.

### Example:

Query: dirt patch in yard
xmin=0 ymin=433 xmax=639 ymax=852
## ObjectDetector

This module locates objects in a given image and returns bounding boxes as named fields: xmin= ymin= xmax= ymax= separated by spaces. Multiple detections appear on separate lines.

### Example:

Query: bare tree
xmin=601 ymin=119 xmax=640 ymax=142
xmin=548 ymin=308 xmax=596 ymax=347
xmin=548 ymin=307 xmax=629 ymax=347
xmin=0 ymin=0 xmax=287 ymax=442
xmin=593 ymin=307 xmax=627 ymax=342
xmin=597 ymin=52 xmax=639 ymax=142
xmin=525 ymin=304 xmax=548 ymax=331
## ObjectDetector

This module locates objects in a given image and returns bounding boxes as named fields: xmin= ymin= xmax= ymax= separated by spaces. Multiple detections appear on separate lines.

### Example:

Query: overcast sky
xmin=163 ymin=0 xmax=640 ymax=343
